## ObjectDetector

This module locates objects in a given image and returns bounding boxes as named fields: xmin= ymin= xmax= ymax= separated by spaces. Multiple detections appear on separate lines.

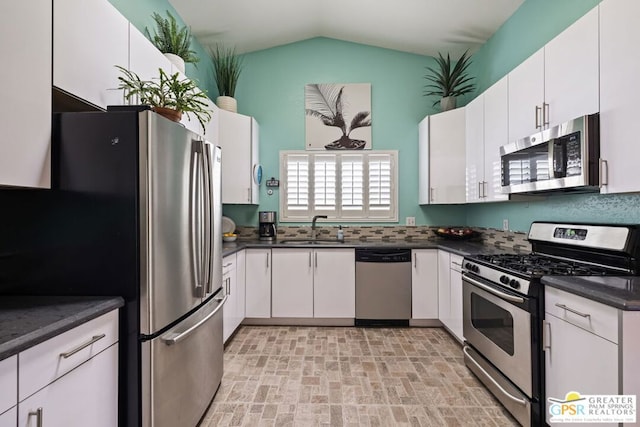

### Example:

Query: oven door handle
xmin=463 ymin=273 xmax=525 ymax=304
xmin=463 ymin=345 xmax=528 ymax=406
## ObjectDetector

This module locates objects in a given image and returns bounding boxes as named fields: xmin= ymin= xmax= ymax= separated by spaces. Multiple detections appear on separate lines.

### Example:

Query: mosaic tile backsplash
xmin=234 ymin=225 xmax=531 ymax=251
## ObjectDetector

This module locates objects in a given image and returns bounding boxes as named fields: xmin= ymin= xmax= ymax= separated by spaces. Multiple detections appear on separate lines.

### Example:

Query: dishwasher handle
xmin=355 ymin=248 xmax=411 ymax=263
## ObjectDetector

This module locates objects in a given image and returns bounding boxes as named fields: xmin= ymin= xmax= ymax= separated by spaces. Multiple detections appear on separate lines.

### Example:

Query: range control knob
xmin=472 ymin=264 xmax=479 ymax=273
xmin=500 ymin=275 xmax=510 ymax=284
xmin=509 ymin=279 xmax=521 ymax=289
xmin=465 ymin=262 xmax=472 ymax=270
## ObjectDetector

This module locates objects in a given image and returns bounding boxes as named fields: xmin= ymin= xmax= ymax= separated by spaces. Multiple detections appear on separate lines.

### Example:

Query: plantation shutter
xmin=283 ymin=153 xmax=310 ymax=219
xmin=340 ymin=154 xmax=364 ymax=217
xmin=280 ymin=151 xmax=397 ymax=221
xmin=313 ymin=154 xmax=337 ymax=213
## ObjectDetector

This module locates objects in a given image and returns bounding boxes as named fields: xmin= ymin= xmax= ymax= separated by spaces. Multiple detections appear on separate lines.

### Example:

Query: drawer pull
xmin=223 ymin=262 xmax=233 ymax=268
xmin=29 ymin=407 xmax=43 ymax=427
xmin=59 ymin=334 xmax=106 ymax=359
xmin=555 ymin=303 xmax=591 ymax=318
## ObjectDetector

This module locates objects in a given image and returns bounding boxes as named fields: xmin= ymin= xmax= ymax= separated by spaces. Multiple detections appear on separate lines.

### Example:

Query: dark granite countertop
xmin=0 ymin=296 xmax=124 ymax=360
xmin=223 ymin=239 xmax=523 ymax=258
xmin=542 ymin=276 xmax=640 ymax=311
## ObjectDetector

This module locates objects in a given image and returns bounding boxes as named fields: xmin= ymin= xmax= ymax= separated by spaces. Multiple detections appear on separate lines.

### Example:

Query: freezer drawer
xmin=141 ymin=293 xmax=226 ymax=427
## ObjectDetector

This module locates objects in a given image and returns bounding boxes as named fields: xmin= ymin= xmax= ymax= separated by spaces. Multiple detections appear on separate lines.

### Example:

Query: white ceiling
xmin=169 ymin=0 xmax=525 ymax=57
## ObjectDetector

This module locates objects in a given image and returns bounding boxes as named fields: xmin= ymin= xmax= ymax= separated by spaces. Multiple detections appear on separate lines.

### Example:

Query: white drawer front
xmin=545 ymin=287 xmax=619 ymax=343
xmin=223 ymin=253 xmax=236 ymax=275
xmin=0 ymin=355 xmax=17 ymax=415
xmin=19 ymin=309 xmax=118 ymax=401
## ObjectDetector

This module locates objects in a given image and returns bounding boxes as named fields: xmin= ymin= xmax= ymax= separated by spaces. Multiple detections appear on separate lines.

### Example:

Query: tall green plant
xmin=145 ymin=11 xmax=199 ymax=65
xmin=116 ymin=66 xmax=211 ymax=132
xmin=423 ymin=50 xmax=475 ymax=107
xmin=211 ymin=45 xmax=244 ymax=98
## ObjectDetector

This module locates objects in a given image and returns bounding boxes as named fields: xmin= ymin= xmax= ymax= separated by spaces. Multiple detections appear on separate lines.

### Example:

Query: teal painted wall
xmin=223 ymin=37 xmax=468 ymax=226
xmin=108 ymin=0 xmax=217 ymax=96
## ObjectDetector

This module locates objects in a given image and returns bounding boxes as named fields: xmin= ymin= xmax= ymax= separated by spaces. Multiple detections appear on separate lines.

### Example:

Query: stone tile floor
xmin=200 ymin=326 xmax=518 ymax=426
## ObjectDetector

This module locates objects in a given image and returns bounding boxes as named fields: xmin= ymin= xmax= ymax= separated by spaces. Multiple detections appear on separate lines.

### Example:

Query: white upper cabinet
xmin=599 ymin=0 xmax=640 ymax=194
xmin=0 ymin=1 xmax=52 ymax=188
xmin=507 ymin=49 xmax=545 ymax=142
xmin=218 ymin=110 xmax=260 ymax=204
xmin=54 ymin=0 xmax=129 ymax=110
xmin=419 ymin=108 xmax=466 ymax=204
xmin=544 ymin=6 xmax=599 ymax=128
xmin=417 ymin=116 xmax=431 ymax=205
xmin=465 ymin=95 xmax=484 ymax=203
xmin=508 ymin=7 xmax=599 ymax=142
xmin=482 ymin=77 xmax=509 ymax=202
xmin=128 ymin=23 xmax=172 ymax=86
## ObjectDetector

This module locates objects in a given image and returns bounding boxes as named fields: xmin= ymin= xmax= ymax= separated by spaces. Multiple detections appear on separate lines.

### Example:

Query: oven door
xmin=462 ymin=273 xmax=532 ymax=397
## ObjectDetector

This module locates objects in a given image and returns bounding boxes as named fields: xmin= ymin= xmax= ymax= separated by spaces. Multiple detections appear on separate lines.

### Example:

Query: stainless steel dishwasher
xmin=355 ymin=248 xmax=412 ymax=326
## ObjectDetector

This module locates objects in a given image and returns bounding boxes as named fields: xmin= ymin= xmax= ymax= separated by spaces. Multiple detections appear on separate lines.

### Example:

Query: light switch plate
xmin=503 ymin=219 xmax=509 ymax=231
xmin=406 ymin=217 xmax=416 ymax=226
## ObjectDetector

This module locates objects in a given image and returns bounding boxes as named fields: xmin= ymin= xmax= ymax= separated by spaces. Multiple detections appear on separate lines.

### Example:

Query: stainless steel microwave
xmin=500 ymin=114 xmax=600 ymax=195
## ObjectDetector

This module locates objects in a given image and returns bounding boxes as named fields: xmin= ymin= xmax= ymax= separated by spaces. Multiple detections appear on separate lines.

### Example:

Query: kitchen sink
xmin=279 ymin=239 xmax=344 ymax=245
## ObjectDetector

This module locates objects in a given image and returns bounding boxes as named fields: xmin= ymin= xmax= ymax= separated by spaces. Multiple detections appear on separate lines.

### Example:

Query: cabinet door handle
xmin=483 ymin=181 xmax=488 ymax=198
xmin=535 ymin=105 xmax=542 ymax=129
xmin=29 ymin=407 xmax=43 ymax=427
xmin=543 ymin=320 xmax=551 ymax=351
xmin=309 ymin=252 xmax=312 ymax=268
xmin=59 ymin=334 xmax=106 ymax=359
xmin=430 ymin=187 xmax=434 ymax=202
xmin=247 ymin=188 xmax=251 ymax=202
xmin=314 ymin=252 xmax=318 ymax=268
xmin=555 ymin=303 xmax=590 ymax=318
xmin=223 ymin=263 xmax=233 ymax=268
xmin=543 ymin=102 xmax=550 ymax=127
xmin=266 ymin=253 xmax=269 ymax=269
xmin=599 ymin=158 xmax=609 ymax=187
xmin=478 ymin=181 xmax=482 ymax=199
xmin=413 ymin=252 xmax=417 ymax=268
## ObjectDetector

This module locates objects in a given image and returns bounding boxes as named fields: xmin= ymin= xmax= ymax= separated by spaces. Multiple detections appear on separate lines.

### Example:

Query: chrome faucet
xmin=311 ymin=215 xmax=327 ymax=240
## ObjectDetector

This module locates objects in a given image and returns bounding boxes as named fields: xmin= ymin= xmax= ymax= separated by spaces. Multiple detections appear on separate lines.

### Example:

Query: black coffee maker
xmin=258 ymin=211 xmax=277 ymax=241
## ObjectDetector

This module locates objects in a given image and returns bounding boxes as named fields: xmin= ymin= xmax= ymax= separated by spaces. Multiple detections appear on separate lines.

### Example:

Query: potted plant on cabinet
xmin=145 ymin=11 xmax=199 ymax=73
xmin=423 ymin=50 xmax=475 ymax=111
xmin=116 ymin=66 xmax=211 ymax=132
xmin=211 ymin=44 xmax=244 ymax=112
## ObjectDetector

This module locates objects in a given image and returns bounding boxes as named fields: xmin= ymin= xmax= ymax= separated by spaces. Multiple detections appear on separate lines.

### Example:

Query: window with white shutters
xmin=280 ymin=150 xmax=397 ymax=221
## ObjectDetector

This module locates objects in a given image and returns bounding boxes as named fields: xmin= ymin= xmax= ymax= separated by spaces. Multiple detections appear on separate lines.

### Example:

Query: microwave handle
xmin=535 ymin=105 xmax=542 ymax=130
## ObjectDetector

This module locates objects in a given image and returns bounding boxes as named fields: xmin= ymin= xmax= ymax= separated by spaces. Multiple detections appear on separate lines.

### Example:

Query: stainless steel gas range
xmin=461 ymin=221 xmax=640 ymax=426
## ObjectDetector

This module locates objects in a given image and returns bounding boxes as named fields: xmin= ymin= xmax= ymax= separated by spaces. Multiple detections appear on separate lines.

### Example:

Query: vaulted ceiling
xmin=169 ymin=0 xmax=525 ymax=57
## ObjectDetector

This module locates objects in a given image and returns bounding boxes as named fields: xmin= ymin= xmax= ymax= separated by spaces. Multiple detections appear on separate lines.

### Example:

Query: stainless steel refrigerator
xmin=0 ymin=108 xmax=225 ymax=427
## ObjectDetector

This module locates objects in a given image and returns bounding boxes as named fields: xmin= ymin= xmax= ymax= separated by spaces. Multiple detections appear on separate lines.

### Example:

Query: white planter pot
xmin=164 ymin=53 xmax=185 ymax=74
xmin=440 ymin=96 xmax=457 ymax=111
xmin=217 ymin=96 xmax=237 ymax=113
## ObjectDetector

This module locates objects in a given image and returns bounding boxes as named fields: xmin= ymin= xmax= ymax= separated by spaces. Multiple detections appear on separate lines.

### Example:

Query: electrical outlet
xmin=406 ymin=217 xmax=416 ymax=226
xmin=502 ymin=219 xmax=509 ymax=231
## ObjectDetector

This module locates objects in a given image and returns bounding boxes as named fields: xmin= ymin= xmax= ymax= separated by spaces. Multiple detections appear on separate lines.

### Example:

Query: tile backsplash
xmin=234 ymin=225 xmax=530 ymax=251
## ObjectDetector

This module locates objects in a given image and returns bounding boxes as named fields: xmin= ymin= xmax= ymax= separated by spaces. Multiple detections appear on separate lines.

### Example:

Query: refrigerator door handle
xmin=160 ymin=294 xmax=228 ymax=345
xmin=190 ymin=142 xmax=204 ymax=297
xmin=202 ymin=141 xmax=213 ymax=295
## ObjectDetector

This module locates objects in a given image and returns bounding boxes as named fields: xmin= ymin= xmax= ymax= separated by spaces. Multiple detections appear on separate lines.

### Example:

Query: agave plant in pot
xmin=424 ymin=50 xmax=475 ymax=111
xmin=116 ymin=66 xmax=211 ymax=132
xmin=211 ymin=44 xmax=244 ymax=112
xmin=145 ymin=11 xmax=199 ymax=73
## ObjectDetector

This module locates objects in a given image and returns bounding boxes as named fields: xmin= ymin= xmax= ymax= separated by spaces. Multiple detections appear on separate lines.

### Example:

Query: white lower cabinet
xmin=223 ymin=253 xmax=239 ymax=342
xmin=245 ymin=249 xmax=272 ymax=318
xmin=271 ymin=248 xmax=355 ymax=318
xmin=272 ymin=249 xmax=314 ymax=317
xmin=411 ymin=250 xmax=438 ymax=319
xmin=544 ymin=287 xmax=618 ymax=426
xmin=18 ymin=344 xmax=118 ymax=427
xmin=0 ymin=408 xmax=16 ymax=427
xmin=437 ymin=250 xmax=463 ymax=342
xmin=314 ymin=249 xmax=355 ymax=318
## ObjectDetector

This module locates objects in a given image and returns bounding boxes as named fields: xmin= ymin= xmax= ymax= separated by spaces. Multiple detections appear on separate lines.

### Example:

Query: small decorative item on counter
xmin=223 ymin=232 xmax=237 ymax=242
xmin=337 ymin=225 xmax=344 ymax=241
xmin=434 ymin=227 xmax=480 ymax=240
